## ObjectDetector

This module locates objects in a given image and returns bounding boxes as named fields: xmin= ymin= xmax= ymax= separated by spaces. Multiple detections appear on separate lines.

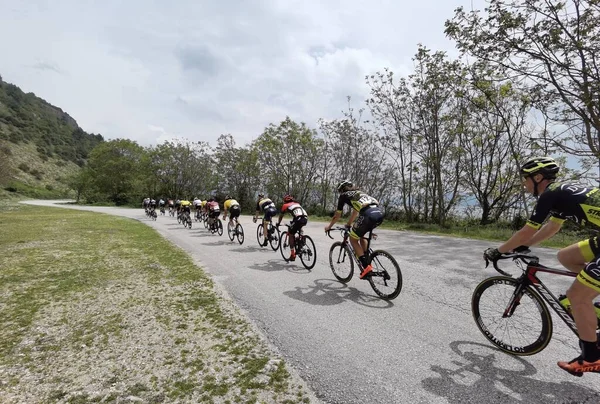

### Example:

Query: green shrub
xmin=17 ymin=163 xmax=29 ymax=172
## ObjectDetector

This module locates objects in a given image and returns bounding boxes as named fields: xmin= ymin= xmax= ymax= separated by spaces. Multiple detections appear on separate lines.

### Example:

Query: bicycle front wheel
xmin=472 ymin=276 xmax=553 ymax=356
xmin=256 ymin=224 xmax=265 ymax=247
xmin=368 ymin=250 xmax=402 ymax=300
xmin=269 ymin=226 xmax=280 ymax=251
xmin=227 ymin=221 xmax=235 ymax=241
xmin=299 ymin=235 xmax=316 ymax=270
xmin=280 ymin=232 xmax=291 ymax=261
xmin=329 ymin=242 xmax=354 ymax=283
xmin=236 ymin=223 xmax=244 ymax=245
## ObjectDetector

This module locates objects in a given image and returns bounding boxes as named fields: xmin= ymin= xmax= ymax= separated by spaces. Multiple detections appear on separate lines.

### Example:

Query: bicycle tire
xmin=227 ymin=221 xmax=235 ymax=241
xmin=472 ymin=276 xmax=553 ymax=356
xmin=299 ymin=235 xmax=317 ymax=270
xmin=328 ymin=241 xmax=354 ymax=283
xmin=256 ymin=224 xmax=266 ymax=247
xmin=367 ymin=250 xmax=402 ymax=300
xmin=269 ymin=224 xmax=280 ymax=251
xmin=217 ymin=219 xmax=223 ymax=236
xmin=280 ymin=232 xmax=291 ymax=261
xmin=236 ymin=223 xmax=244 ymax=245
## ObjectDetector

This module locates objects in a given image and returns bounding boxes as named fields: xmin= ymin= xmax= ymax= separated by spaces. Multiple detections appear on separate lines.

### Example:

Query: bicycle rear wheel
xmin=328 ymin=242 xmax=354 ymax=283
xmin=217 ymin=219 xmax=223 ymax=236
xmin=367 ymin=250 xmax=402 ymax=300
xmin=280 ymin=232 xmax=291 ymax=261
xmin=299 ymin=235 xmax=316 ymax=270
xmin=236 ymin=223 xmax=244 ymax=245
xmin=472 ymin=276 xmax=553 ymax=356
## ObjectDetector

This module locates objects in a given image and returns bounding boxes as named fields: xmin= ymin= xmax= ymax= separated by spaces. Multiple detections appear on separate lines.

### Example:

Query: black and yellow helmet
xmin=337 ymin=180 xmax=353 ymax=192
xmin=520 ymin=157 xmax=559 ymax=179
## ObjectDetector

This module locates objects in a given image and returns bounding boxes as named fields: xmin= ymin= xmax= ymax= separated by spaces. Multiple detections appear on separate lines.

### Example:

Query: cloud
xmin=0 ymin=0 xmax=483 ymax=147
xmin=30 ymin=62 xmax=65 ymax=75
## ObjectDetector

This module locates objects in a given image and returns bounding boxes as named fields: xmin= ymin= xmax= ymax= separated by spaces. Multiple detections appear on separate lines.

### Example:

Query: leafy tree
xmin=86 ymin=139 xmax=146 ymax=204
xmin=253 ymin=117 xmax=324 ymax=205
xmin=445 ymin=0 xmax=600 ymax=162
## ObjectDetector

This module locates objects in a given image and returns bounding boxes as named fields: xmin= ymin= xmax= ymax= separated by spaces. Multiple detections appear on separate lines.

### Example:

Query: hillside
xmin=0 ymin=74 xmax=104 ymax=198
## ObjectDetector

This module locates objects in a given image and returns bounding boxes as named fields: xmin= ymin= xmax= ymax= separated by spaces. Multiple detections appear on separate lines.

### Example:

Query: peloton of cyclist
xmin=254 ymin=194 xmax=277 ymax=247
xmin=324 ymin=180 xmax=383 ymax=279
xmin=483 ymin=156 xmax=600 ymax=375
xmin=223 ymin=196 xmax=241 ymax=225
xmin=276 ymin=194 xmax=308 ymax=261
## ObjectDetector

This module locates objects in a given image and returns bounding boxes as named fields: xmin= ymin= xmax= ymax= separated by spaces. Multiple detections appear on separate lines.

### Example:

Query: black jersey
xmin=527 ymin=182 xmax=600 ymax=229
xmin=336 ymin=190 xmax=379 ymax=212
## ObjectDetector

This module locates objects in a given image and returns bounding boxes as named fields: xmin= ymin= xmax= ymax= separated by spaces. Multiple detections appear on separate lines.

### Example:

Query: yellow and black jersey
xmin=336 ymin=191 xmax=379 ymax=213
xmin=224 ymin=199 xmax=240 ymax=210
xmin=527 ymin=182 xmax=600 ymax=229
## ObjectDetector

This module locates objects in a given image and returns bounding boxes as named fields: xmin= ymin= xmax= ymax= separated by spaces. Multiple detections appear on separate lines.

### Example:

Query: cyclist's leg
xmin=559 ymin=238 xmax=600 ymax=372
xmin=558 ymin=241 xmax=590 ymax=273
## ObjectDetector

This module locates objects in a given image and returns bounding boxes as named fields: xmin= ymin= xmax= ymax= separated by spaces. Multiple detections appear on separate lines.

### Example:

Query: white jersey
xmin=193 ymin=199 xmax=201 ymax=207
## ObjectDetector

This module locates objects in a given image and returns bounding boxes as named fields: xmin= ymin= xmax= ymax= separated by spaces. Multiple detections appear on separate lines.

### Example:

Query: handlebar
xmin=326 ymin=225 xmax=348 ymax=239
xmin=326 ymin=226 xmax=378 ymax=240
xmin=485 ymin=249 xmax=540 ymax=277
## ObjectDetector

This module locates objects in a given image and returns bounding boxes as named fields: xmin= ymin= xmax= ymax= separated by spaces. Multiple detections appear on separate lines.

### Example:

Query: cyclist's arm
xmin=276 ymin=212 xmax=284 ymax=226
xmin=326 ymin=211 xmax=342 ymax=230
xmin=346 ymin=209 xmax=358 ymax=227
xmin=498 ymin=225 xmax=538 ymax=253
xmin=522 ymin=217 xmax=564 ymax=247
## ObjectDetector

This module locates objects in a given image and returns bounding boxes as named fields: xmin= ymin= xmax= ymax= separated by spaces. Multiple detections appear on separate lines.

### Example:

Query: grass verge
xmin=0 ymin=204 xmax=311 ymax=403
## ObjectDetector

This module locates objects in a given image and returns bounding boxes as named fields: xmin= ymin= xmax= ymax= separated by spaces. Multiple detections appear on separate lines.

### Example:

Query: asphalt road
xmin=23 ymin=201 xmax=600 ymax=404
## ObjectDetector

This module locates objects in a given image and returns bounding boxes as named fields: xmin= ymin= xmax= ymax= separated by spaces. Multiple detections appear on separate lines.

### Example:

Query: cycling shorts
xmin=288 ymin=216 xmax=307 ymax=235
xmin=577 ymin=236 xmax=600 ymax=292
xmin=263 ymin=207 xmax=277 ymax=221
xmin=229 ymin=205 xmax=241 ymax=219
xmin=350 ymin=206 xmax=384 ymax=240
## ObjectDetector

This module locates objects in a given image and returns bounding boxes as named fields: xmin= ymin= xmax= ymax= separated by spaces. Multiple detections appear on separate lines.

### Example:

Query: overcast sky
xmin=0 ymin=0 xmax=483 ymax=147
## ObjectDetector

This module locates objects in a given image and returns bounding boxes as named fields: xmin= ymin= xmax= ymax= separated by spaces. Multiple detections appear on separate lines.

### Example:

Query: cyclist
xmin=180 ymin=199 xmax=191 ymax=221
xmin=174 ymin=199 xmax=182 ymax=218
xmin=254 ymin=194 xmax=277 ymax=247
xmin=149 ymin=198 xmax=157 ymax=214
xmin=276 ymin=194 xmax=308 ymax=261
xmin=142 ymin=197 xmax=150 ymax=212
xmin=324 ymin=180 xmax=383 ymax=279
xmin=206 ymin=198 xmax=221 ymax=230
xmin=193 ymin=197 xmax=202 ymax=220
xmin=483 ymin=156 xmax=600 ymax=375
xmin=167 ymin=198 xmax=175 ymax=215
xmin=223 ymin=195 xmax=241 ymax=226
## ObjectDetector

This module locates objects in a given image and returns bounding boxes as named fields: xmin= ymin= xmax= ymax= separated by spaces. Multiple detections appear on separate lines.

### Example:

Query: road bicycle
xmin=254 ymin=218 xmax=280 ymax=250
xmin=208 ymin=216 xmax=223 ymax=236
xmin=159 ymin=206 xmax=165 ymax=216
xmin=226 ymin=216 xmax=244 ymax=244
xmin=327 ymin=226 xmax=402 ymax=300
xmin=473 ymin=250 xmax=600 ymax=357
xmin=182 ymin=211 xmax=193 ymax=229
xmin=279 ymin=224 xmax=316 ymax=269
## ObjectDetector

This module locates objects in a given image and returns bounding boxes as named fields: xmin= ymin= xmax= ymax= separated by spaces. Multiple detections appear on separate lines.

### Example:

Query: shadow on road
xmin=247 ymin=259 xmax=290 ymax=272
xmin=283 ymin=278 xmax=394 ymax=308
xmin=421 ymin=340 xmax=600 ymax=404
xmin=227 ymin=245 xmax=273 ymax=253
